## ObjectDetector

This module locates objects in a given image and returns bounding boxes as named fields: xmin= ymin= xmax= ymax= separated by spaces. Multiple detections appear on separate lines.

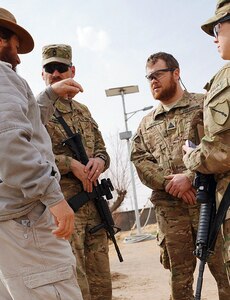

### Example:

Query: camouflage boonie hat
xmin=42 ymin=44 xmax=72 ymax=66
xmin=201 ymin=0 xmax=230 ymax=36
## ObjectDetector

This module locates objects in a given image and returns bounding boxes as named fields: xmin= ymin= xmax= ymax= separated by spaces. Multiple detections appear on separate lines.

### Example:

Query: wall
xmin=112 ymin=207 xmax=156 ymax=231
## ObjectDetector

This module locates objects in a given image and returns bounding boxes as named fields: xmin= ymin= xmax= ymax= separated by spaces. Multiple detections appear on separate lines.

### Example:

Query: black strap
xmin=68 ymin=189 xmax=96 ymax=212
xmin=53 ymin=109 xmax=91 ymax=210
xmin=54 ymin=110 xmax=74 ymax=137
xmin=209 ymin=183 xmax=230 ymax=251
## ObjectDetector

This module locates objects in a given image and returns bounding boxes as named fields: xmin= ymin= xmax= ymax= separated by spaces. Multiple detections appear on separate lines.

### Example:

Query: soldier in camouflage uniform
xmin=131 ymin=52 xmax=230 ymax=299
xmin=36 ymin=44 xmax=112 ymax=300
xmin=183 ymin=0 xmax=230 ymax=281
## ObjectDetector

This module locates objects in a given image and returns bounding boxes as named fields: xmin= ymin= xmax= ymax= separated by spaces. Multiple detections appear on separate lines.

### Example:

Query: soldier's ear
xmin=173 ymin=68 xmax=180 ymax=80
xmin=41 ymin=70 xmax=45 ymax=80
xmin=70 ymin=66 xmax=75 ymax=78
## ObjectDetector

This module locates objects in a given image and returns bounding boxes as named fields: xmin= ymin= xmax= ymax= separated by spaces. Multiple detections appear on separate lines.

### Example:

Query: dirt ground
xmin=109 ymin=225 xmax=219 ymax=300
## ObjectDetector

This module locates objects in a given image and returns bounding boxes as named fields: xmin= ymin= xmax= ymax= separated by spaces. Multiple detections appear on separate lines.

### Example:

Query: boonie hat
xmin=42 ymin=44 xmax=72 ymax=66
xmin=0 ymin=7 xmax=34 ymax=53
xmin=201 ymin=0 xmax=230 ymax=36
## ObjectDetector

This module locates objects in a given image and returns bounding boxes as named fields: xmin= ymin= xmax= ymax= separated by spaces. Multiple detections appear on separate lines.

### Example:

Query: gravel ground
xmin=109 ymin=225 xmax=219 ymax=300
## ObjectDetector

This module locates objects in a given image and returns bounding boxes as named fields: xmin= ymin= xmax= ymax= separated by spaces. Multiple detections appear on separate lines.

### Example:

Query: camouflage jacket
xmin=131 ymin=91 xmax=204 ymax=202
xmin=45 ymin=98 xmax=110 ymax=198
xmin=183 ymin=63 xmax=230 ymax=208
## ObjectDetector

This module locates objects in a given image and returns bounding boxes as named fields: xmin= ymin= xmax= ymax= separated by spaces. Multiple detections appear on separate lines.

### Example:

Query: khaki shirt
xmin=183 ymin=63 xmax=230 ymax=216
xmin=0 ymin=62 xmax=64 ymax=221
xmin=131 ymin=91 xmax=204 ymax=202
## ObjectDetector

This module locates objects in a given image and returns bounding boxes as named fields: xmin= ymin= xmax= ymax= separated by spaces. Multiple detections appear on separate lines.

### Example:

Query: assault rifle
xmin=193 ymin=172 xmax=216 ymax=300
xmin=186 ymin=141 xmax=217 ymax=300
xmin=55 ymin=111 xmax=123 ymax=262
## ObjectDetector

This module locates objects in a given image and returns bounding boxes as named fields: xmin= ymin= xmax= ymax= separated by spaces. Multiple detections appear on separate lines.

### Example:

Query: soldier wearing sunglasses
xmin=183 ymin=0 xmax=230 ymax=282
xmin=37 ymin=44 xmax=112 ymax=300
xmin=131 ymin=51 xmax=230 ymax=299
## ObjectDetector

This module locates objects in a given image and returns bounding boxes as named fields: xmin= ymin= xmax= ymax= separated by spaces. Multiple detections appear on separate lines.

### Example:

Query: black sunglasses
xmin=44 ymin=63 xmax=71 ymax=74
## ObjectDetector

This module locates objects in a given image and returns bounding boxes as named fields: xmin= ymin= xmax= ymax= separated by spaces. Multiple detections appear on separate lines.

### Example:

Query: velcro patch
xmin=210 ymin=100 xmax=229 ymax=125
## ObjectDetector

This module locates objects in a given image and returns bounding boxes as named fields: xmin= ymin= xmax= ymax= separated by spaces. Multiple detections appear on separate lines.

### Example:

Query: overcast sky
xmin=2 ymin=0 xmax=224 ymax=210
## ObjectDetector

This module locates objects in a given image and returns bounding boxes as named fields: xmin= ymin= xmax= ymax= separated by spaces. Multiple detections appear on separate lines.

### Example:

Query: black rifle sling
xmin=54 ymin=110 xmax=75 ymax=137
xmin=53 ymin=109 xmax=92 ymax=211
xmin=208 ymin=183 xmax=230 ymax=251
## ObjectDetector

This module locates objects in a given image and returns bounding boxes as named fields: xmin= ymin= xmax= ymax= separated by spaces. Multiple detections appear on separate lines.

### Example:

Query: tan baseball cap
xmin=0 ymin=7 xmax=34 ymax=54
xmin=201 ymin=0 xmax=230 ymax=36
xmin=42 ymin=44 xmax=72 ymax=66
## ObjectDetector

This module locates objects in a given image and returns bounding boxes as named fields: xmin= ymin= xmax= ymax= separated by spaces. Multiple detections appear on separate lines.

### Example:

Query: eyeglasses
xmin=213 ymin=23 xmax=222 ymax=38
xmin=213 ymin=15 xmax=230 ymax=38
xmin=145 ymin=68 xmax=176 ymax=82
xmin=44 ymin=63 xmax=71 ymax=74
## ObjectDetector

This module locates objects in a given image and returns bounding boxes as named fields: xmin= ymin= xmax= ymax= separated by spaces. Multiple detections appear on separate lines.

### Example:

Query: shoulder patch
xmin=206 ymin=78 xmax=229 ymax=104
xmin=210 ymin=100 xmax=229 ymax=125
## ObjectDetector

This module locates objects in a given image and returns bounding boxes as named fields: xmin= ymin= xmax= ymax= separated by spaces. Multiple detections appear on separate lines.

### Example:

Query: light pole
xmin=105 ymin=85 xmax=153 ymax=236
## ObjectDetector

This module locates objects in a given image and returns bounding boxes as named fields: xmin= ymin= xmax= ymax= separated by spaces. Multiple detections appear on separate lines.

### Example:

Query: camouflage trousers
xmin=69 ymin=200 xmax=112 ymax=300
xmin=223 ymin=218 xmax=230 ymax=282
xmin=154 ymin=200 xmax=230 ymax=300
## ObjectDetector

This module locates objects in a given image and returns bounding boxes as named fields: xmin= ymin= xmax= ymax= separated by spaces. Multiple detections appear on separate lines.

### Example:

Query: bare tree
xmin=104 ymin=132 xmax=131 ymax=213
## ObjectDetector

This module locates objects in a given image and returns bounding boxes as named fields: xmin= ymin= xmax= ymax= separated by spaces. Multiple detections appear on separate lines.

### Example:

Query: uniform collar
xmin=204 ymin=62 xmax=230 ymax=92
xmin=153 ymin=90 xmax=190 ymax=119
xmin=55 ymin=98 xmax=73 ymax=113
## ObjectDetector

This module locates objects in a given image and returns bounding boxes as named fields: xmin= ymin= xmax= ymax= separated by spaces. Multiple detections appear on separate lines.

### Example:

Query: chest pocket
xmin=143 ymin=120 xmax=172 ymax=170
xmin=144 ymin=110 xmax=200 ymax=173
xmin=205 ymin=78 xmax=230 ymax=135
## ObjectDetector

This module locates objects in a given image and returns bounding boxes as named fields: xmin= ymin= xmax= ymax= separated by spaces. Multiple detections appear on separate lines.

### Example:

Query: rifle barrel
xmin=195 ymin=260 xmax=206 ymax=300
